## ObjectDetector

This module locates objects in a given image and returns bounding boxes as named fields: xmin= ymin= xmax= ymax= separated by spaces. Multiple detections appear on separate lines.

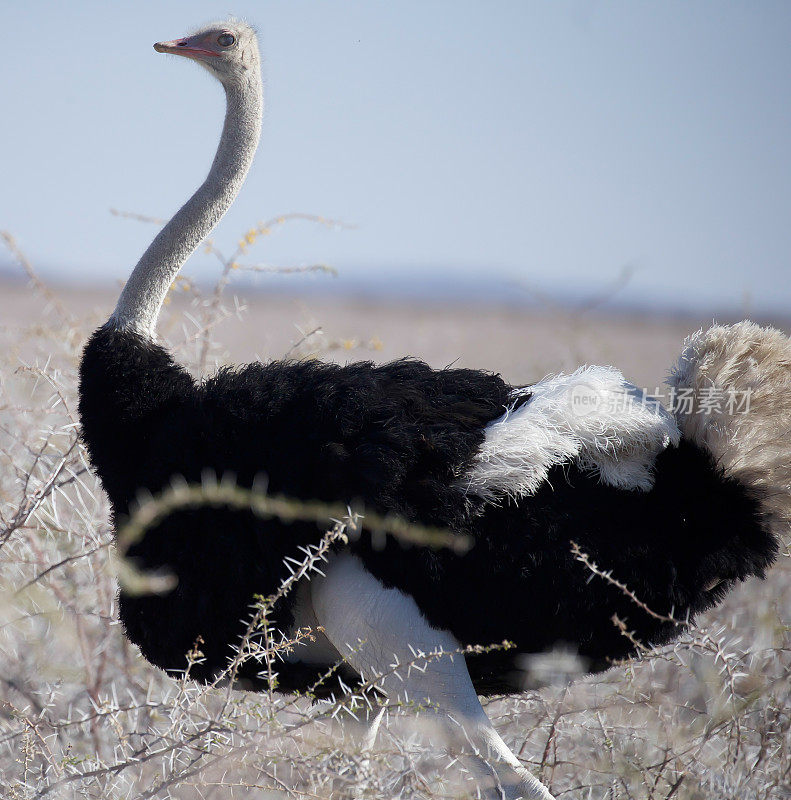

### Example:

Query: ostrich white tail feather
xmin=464 ymin=365 xmax=680 ymax=501
xmin=666 ymin=321 xmax=791 ymax=541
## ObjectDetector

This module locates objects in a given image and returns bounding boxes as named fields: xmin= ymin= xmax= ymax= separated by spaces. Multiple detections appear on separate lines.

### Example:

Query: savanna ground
xmin=1 ymin=223 xmax=790 ymax=799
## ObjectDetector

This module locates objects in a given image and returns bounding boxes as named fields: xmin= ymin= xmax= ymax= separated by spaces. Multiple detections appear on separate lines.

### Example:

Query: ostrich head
xmin=154 ymin=20 xmax=259 ymax=85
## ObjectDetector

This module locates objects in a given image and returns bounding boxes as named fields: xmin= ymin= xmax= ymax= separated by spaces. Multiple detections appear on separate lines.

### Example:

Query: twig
xmin=570 ymin=541 xmax=682 ymax=625
xmin=110 ymin=208 xmax=167 ymax=225
xmin=0 ymin=231 xmax=74 ymax=326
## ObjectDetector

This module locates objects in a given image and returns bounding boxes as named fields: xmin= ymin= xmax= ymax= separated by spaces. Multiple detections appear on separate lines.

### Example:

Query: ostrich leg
xmin=312 ymin=554 xmax=555 ymax=800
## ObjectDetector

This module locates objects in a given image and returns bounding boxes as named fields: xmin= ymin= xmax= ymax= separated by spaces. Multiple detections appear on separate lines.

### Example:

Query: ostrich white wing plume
xmin=464 ymin=365 xmax=680 ymax=500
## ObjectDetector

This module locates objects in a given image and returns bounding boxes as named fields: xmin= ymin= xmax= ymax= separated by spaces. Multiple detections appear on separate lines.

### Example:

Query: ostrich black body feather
xmin=79 ymin=325 xmax=778 ymax=695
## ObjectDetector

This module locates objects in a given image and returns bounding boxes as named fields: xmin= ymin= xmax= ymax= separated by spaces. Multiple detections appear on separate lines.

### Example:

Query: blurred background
xmin=2 ymin=0 xmax=790 ymax=317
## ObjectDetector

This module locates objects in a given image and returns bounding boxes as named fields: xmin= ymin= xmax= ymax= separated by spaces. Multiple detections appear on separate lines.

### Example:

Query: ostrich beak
xmin=154 ymin=37 xmax=220 ymax=59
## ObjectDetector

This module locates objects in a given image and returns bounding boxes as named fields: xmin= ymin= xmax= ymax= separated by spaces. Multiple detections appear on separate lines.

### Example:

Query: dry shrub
xmin=0 ymin=226 xmax=789 ymax=799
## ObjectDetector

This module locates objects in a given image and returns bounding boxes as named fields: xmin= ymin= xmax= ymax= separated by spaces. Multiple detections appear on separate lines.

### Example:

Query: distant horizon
xmin=2 ymin=257 xmax=787 ymax=326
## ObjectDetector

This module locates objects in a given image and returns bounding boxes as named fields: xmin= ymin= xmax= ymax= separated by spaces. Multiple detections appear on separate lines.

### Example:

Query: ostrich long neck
xmin=110 ymin=72 xmax=262 ymax=337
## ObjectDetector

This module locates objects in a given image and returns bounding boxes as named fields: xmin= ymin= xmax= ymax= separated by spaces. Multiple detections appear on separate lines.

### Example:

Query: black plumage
xmin=78 ymin=324 xmax=778 ymax=696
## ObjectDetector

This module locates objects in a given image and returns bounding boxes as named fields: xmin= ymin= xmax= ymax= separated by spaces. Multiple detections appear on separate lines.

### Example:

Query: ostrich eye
xmin=217 ymin=33 xmax=235 ymax=47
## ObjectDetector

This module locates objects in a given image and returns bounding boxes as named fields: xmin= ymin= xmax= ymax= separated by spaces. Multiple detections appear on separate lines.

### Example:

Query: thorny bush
xmin=0 ymin=222 xmax=789 ymax=799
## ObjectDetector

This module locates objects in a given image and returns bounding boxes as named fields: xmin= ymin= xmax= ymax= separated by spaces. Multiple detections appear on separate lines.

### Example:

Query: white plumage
xmin=464 ymin=365 xmax=680 ymax=500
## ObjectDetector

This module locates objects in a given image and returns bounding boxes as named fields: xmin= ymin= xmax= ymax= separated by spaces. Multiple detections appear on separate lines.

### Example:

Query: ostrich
xmin=78 ymin=19 xmax=790 ymax=800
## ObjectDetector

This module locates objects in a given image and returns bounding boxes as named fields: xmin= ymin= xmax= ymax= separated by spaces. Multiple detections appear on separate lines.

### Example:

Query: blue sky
xmin=3 ymin=1 xmax=790 ymax=315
